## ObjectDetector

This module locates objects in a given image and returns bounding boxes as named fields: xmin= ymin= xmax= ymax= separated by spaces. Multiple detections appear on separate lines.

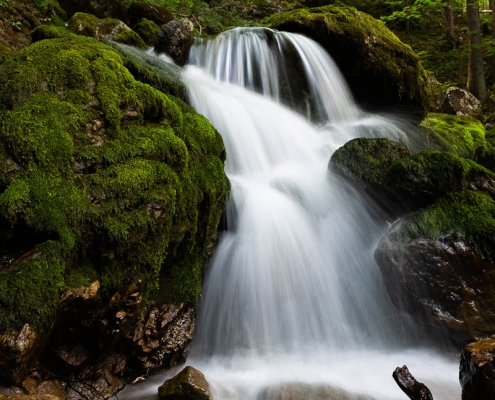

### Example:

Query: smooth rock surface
xmin=158 ymin=366 xmax=211 ymax=400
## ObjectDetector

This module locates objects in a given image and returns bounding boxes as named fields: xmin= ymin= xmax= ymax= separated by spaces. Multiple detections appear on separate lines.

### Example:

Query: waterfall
xmin=120 ymin=28 xmax=461 ymax=400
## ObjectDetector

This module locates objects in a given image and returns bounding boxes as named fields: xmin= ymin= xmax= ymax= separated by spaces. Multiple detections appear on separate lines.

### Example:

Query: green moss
xmin=114 ymin=29 xmax=147 ymax=49
xmin=390 ymin=191 xmax=495 ymax=261
xmin=420 ymin=113 xmax=486 ymax=159
xmin=330 ymin=137 xmax=410 ymax=188
xmin=31 ymin=25 xmax=76 ymax=42
xmin=384 ymin=150 xmax=495 ymax=209
xmin=132 ymin=18 xmax=160 ymax=46
xmin=67 ymin=12 xmax=99 ymax=37
xmin=0 ymin=241 xmax=65 ymax=332
xmin=475 ymin=128 xmax=495 ymax=172
xmin=0 ymin=34 xmax=229 ymax=333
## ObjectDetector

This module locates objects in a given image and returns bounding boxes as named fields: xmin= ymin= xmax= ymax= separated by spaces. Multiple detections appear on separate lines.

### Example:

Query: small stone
xmin=158 ymin=366 xmax=211 ymax=400
xmin=460 ymin=336 xmax=495 ymax=400
xmin=393 ymin=365 xmax=433 ymax=400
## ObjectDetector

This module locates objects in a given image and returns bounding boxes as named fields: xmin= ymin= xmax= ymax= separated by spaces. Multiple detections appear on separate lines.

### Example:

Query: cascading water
xmin=121 ymin=28 xmax=461 ymax=400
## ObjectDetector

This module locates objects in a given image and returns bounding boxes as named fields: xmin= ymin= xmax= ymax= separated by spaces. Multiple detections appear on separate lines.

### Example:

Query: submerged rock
xmin=158 ymin=366 xmax=211 ymax=400
xmin=155 ymin=18 xmax=194 ymax=66
xmin=393 ymin=365 xmax=433 ymax=400
xmin=258 ymin=382 xmax=375 ymax=400
xmin=268 ymin=6 xmax=433 ymax=121
xmin=460 ymin=336 xmax=495 ymax=400
xmin=375 ymin=191 xmax=495 ymax=344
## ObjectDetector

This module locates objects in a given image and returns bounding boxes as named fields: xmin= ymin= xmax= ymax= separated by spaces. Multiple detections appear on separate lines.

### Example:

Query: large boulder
xmin=268 ymin=6 xmax=434 ymax=121
xmin=460 ymin=336 xmax=495 ymax=400
xmin=155 ymin=18 xmax=195 ymax=66
xmin=128 ymin=2 xmax=174 ymax=28
xmin=374 ymin=191 xmax=495 ymax=344
xmin=329 ymin=137 xmax=409 ymax=213
xmin=0 ymin=34 xmax=228 ymax=386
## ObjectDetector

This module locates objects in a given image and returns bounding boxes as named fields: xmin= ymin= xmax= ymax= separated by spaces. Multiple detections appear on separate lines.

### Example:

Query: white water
xmin=121 ymin=28 xmax=461 ymax=399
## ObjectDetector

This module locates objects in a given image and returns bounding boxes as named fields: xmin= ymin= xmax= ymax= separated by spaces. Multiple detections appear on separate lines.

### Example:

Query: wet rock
xmin=374 ymin=191 xmax=495 ymax=344
xmin=269 ymin=6 xmax=433 ymax=121
xmin=0 ymin=395 xmax=61 ymax=400
xmin=460 ymin=335 xmax=495 ymax=400
xmin=155 ymin=18 xmax=194 ymax=65
xmin=128 ymin=2 xmax=173 ymax=28
xmin=442 ymin=87 xmax=482 ymax=118
xmin=59 ymin=281 xmax=100 ymax=308
xmin=125 ymin=303 xmax=194 ymax=376
xmin=330 ymin=138 xmax=409 ymax=213
xmin=0 ymin=325 xmax=47 ymax=384
xmin=158 ymin=366 xmax=211 ymax=400
xmin=257 ymin=382 xmax=374 ymax=400
xmin=393 ymin=365 xmax=433 ymax=400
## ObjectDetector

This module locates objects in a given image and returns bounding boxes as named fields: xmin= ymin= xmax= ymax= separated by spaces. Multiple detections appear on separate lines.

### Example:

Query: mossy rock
xmin=57 ymin=0 xmax=130 ymax=21
xmin=267 ymin=6 xmax=433 ymax=121
xmin=383 ymin=150 xmax=495 ymax=211
xmin=67 ymin=12 xmax=146 ymax=49
xmin=375 ymin=191 xmax=495 ymax=344
xmin=132 ymin=17 xmax=161 ymax=46
xmin=475 ymin=128 xmax=495 ymax=173
xmin=0 ymin=34 xmax=228 ymax=381
xmin=420 ymin=113 xmax=486 ymax=159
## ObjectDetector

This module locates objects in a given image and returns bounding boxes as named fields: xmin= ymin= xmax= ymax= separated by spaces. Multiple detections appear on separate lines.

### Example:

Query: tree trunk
xmin=445 ymin=0 xmax=457 ymax=49
xmin=467 ymin=0 xmax=487 ymax=102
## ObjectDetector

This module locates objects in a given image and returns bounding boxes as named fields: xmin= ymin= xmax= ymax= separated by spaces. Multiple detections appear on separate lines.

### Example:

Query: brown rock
xmin=0 ymin=396 xmax=60 ymax=400
xmin=158 ymin=366 xmax=211 ymax=400
xmin=154 ymin=19 xmax=194 ymax=65
xmin=393 ymin=365 xmax=433 ymax=400
xmin=460 ymin=336 xmax=495 ymax=400
xmin=59 ymin=281 xmax=100 ymax=308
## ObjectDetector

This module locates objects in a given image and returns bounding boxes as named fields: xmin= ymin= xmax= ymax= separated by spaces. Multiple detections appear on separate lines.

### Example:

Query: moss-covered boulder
xmin=57 ymin=0 xmax=128 ymax=21
xmin=128 ymin=2 xmax=173 ymax=28
xmin=132 ymin=17 xmax=161 ymax=46
xmin=383 ymin=150 xmax=495 ymax=211
xmin=68 ymin=12 xmax=146 ymax=48
xmin=419 ymin=113 xmax=486 ymax=159
xmin=375 ymin=191 xmax=495 ymax=344
xmin=329 ymin=137 xmax=409 ymax=213
xmin=268 ymin=6 xmax=433 ymax=121
xmin=475 ymin=128 xmax=495 ymax=173
xmin=0 ymin=34 xmax=228 ymax=384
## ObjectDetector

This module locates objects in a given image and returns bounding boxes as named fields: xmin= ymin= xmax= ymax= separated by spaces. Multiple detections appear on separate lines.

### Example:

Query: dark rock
xmin=460 ymin=336 xmax=495 ymax=400
xmin=0 ymin=396 xmax=61 ymax=400
xmin=269 ymin=6 xmax=433 ymax=121
xmin=330 ymin=138 xmax=409 ymax=213
xmin=128 ymin=2 xmax=173 ymax=28
xmin=374 ymin=191 xmax=495 ymax=344
xmin=158 ymin=366 xmax=211 ymax=400
xmin=393 ymin=365 xmax=433 ymax=400
xmin=257 ymin=382 xmax=375 ymax=400
xmin=0 ymin=325 xmax=48 ymax=385
xmin=155 ymin=18 xmax=194 ymax=66
xmin=132 ymin=18 xmax=161 ymax=46
xmin=57 ymin=0 xmax=128 ymax=21
xmin=442 ymin=87 xmax=482 ymax=118
xmin=383 ymin=150 xmax=495 ymax=212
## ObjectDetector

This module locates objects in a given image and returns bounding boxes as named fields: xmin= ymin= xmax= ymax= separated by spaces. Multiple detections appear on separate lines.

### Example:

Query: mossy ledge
xmin=0 ymin=34 xmax=228 ymax=382
xmin=267 ymin=5 xmax=433 ymax=121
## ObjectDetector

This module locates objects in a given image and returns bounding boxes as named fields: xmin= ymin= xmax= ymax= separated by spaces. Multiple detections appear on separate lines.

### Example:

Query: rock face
xmin=0 ymin=33 xmax=228 ymax=387
xmin=155 ymin=18 xmax=195 ymax=66
xmin=268 ymin=6 xmax=433 ymax=121
xmin=257 ymin=382 xmax=375 ymax=400
xmin=158 ymin=366 xmax=212 ymax=400
xmin=460 ymin=336 xmax=495 ymax=400
xmin=442 ymin=87 xmax=482 ymax=118
xmin=393 ymin=365 xmax=433 ymax=400
xmin=375 ymin=191 xmax=495 ymax=344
